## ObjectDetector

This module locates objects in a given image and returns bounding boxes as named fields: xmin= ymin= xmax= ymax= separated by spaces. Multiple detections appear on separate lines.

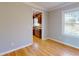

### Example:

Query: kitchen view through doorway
xmin=33 ymin=10 xmax=42 ymax=40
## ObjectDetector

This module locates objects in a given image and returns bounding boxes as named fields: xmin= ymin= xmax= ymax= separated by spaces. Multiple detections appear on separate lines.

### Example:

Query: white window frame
xmin=62 ymin=7 xmax=79 ymax=38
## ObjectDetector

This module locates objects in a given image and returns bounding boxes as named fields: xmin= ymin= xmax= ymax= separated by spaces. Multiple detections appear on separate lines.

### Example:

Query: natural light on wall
xmin=63 ymin=8 xmax=79 ymax=37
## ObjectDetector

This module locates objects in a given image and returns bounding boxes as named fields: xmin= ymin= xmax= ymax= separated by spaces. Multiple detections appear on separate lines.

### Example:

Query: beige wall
xmin=0 ymin=3 xmax=33 ymax=54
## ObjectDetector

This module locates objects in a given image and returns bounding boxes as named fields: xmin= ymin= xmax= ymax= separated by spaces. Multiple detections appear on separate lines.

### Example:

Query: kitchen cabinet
xmin=33 ymin=28 xmax=42 ymax=38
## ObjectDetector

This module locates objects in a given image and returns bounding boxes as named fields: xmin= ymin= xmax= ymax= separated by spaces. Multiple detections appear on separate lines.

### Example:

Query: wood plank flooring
xmin=3 ymin=36 xmax=79 ymax=56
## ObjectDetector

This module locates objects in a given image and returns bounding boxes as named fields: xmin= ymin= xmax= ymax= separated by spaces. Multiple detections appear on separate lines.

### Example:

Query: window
xmin=33 ymin=18 xmax=40 ymax=27
xmin=63 ymin=9 xmax=79 ymax=37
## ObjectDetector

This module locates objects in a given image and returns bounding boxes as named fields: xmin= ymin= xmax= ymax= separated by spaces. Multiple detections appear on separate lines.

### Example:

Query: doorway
xmin=32 ymin=9 xmax=42 ymax=39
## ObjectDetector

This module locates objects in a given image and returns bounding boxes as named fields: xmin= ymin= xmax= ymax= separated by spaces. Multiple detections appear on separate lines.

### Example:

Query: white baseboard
xmin=0 ymin=43 xmax=32 ymax=56
xmin=1 ymin=38 xmax=79 ymax=56
xmin=47 ymin=37 xmax=79 ymax=49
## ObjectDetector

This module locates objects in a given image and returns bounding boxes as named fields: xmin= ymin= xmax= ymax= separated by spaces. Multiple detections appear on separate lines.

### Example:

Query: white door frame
xmin=32 ymin=8 xmax=46 ymax=40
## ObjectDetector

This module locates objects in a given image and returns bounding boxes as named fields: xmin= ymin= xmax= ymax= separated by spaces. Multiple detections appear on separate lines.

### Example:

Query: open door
xmin=32 ymin=10 xmax=42 ymax=39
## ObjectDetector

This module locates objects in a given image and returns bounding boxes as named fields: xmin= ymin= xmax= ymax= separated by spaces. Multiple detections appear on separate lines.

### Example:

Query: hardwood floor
xmin=4 ymin=36 xmax=79 ymax=56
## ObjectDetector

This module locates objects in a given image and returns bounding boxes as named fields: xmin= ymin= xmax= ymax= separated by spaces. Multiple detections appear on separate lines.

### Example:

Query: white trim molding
xmin=48 ymin=2 xmax=76 ymax=12
xmin=0 ymin=43 xmax=32 ymax=56
xmin=24 ymin=2 xmax=76 ymax=12
xmin=47 ymin=37 xmax=79 ymax=49
xmin=24 ymin=2 xmax=47 ymax=12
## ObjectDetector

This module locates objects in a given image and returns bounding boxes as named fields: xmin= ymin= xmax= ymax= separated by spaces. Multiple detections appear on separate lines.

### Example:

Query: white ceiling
xmin=26 ymin=2 xmax=75 ymax=11
xmin=33 ymin=2 xmax=64 ymax=9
